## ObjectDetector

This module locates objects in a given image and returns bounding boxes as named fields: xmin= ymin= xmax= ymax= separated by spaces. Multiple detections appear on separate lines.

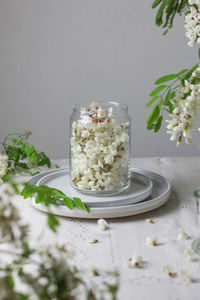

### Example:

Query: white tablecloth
xmin=12 ymin=157 xmax=200 ymax=300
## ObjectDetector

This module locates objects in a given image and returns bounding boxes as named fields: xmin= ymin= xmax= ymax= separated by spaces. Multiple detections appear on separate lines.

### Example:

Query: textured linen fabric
xmin=7 ymin=158 xmax=200 ymax=300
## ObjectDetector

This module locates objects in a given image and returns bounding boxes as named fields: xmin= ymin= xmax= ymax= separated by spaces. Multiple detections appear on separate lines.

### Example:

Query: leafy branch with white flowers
xmin=0 ymin=133 xmax=118 ymax=300
xmin=147 ymin=0 xmax=200 ymax=148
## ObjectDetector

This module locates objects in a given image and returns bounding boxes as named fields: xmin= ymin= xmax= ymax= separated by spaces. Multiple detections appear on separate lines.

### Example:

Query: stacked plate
xmin=28 ymin=168 xmax=171 ymax=219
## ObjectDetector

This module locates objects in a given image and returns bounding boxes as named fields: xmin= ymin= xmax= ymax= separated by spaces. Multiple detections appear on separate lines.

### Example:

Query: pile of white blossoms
xmin=166 ymin=65 xmax=200 ymax=146
xmin=185 ymin=0 xmax=200 ymax=47
xmin=71 ymin=102 xmax=129 ymax=191
xmin=0 ymin=154 xmax=8 ymax=186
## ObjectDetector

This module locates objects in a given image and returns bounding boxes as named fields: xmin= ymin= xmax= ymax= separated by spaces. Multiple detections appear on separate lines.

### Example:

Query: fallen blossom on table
xmin=127 ymin=252 xmax=143 ymax=268
xmin=179 ymin=270 xmax=192 ymax=283
xmin=177 ymin=228 xmax=190 ymax=240
xmin=97 ymin=218 xmax=109 ymax=231
xmin=146 ymin=235 xmax=157 ymax=246
xmin=184 ymin=248 xmax=196 ymax=262
xmin=162 ymin=265 xmax=175 ymax=277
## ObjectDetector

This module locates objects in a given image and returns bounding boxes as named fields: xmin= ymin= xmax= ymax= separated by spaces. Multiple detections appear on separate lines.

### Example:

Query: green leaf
xmin=149 ymin=85 xmax=167 ymax=97
xmin=146 ymin=95 xmax=159 ymax=107
xmin=169 ymin=0 xmax=179 ymax=28
xmin=155 ymin=74 xmax=177 ymax=84
xmin=21 ymin=185 xmax=38 ymax=198
xmin=155 ymin=0 xmax=168 ymax=26
xmin=147 ymin=123 xmax=155 ymax=130
xmin=2 ymin=131 xmax=51 ymax=175
xmin=24 ymin=143 xmax=34 ymax=157
xmin=163 ymin=0 xmax=176 ymax=28
xmin=46 ymin=156 xmax=51 ymax=168
xmin=11 ymin=183 xmax=20 ymax=194
xmin=48 ymin=213 xmax=59 ymax=232
xmin=169 ymin=91 xmax=176 ymax=99
xmin=73 ymin=197 xmax=85 ymax=210
xmin=147 ymin=105 xmax=160 ymax=126
xmin=176 ymin=69 xmax=188 ymax=77
xmin=63 ymin=196 xmax=74 ymax=209
xmin=184 ymin=63 xmax=199 ymax=81
xmin=7 ymin=275 xmax=15 ymax=289
xmin=163 ymin=89 xmax=171 ymax=105
xmin=178 ymin=0 xmax=188 ymax=13
xmin=154 ymin=116 xmax=163 ymax=132
xmin=83 ymin=203 xmax=90 ymax=213
xmin=163 ymin=29 xmax=168 ymax=35
xmin=18 ymin=267 xmax=23 ymax=277
xmin=168 ymin=101 xmax=174 ymax=113
xmin=17 ymin=294 xmax=29 ymax=300
xmin=22 ymin=242 xmax=33 ymax=258
xmin=152 ymin=0 xmax=162 ymax=8
xmin=2 ymin=172 xmax=14 ymax=182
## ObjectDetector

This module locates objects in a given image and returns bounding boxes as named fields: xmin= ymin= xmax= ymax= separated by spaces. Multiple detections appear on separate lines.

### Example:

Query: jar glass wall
xmin=69 ymin=101 xmax=131 ymax=196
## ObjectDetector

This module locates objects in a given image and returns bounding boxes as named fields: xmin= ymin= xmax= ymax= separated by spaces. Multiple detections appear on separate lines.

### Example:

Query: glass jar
xmin=69 ymin=101 xmax=131 ymax=196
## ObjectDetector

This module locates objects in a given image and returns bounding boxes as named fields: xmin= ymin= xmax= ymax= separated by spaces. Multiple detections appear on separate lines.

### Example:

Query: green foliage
xmin=0 ymin=187 xmax=117 ymax=300
xmin=2 ymin=131 xmax=51 ymax=175
xmin=146 ymin=96 xmax=159 ymax=107
xmin=21 ymin=183 xmax=90 ymax=231
xmin=149 ymin=85 xmax=167 ymax=96
xmin=21 ymin=184 xmax=90 ymax=212
xmin=146 ymin=64 xmax=198 ymax=132
xmin=48 ymin=212 xmax=60 ymax=232
xmin=152 ymin=0 xmax=189 ymax=33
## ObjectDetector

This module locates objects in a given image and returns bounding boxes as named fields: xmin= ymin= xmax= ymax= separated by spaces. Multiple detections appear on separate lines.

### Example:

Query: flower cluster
xmin=0 ymin=183 xmax=28 ymax=246
xmin=185 ymin=1 xmax=200 ymax=47
xmin=0 ymin=154 xmax=8 ymax=186
xmin=71 ymin=102 xmax=130 ymax=191
xmin=166 ymin=65 xmax=200 ymax=146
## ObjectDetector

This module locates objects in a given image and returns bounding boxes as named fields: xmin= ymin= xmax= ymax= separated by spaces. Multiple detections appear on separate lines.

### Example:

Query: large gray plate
xmin=35 ymin=168 xmax=153 ymax=207
xmin=28 ymin=168 xmax=171 ymax=219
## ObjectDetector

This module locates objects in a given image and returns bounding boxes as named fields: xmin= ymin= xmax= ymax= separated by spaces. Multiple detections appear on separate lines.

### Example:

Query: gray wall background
xmin=0 ymin=0 xmax=199 ymax=158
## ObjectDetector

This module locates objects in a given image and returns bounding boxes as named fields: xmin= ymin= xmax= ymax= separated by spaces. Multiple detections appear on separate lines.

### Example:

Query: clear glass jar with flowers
xmin=69 ymin=101 xmax=131 ymax=196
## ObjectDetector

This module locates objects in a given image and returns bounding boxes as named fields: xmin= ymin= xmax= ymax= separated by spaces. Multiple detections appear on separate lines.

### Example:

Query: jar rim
xmin=73 ymin=101 xmax=128 ymax=111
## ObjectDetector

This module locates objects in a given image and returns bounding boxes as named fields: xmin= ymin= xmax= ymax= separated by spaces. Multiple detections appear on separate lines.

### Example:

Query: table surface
xmin=11 ymin=157 xmax=200 ymax=300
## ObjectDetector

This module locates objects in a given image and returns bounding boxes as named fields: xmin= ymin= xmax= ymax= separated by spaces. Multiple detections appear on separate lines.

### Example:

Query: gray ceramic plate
xmin=34 ymin=168 xmax=153 ymax=207
xmin=28 ymin=168 xmax=171 ymax=218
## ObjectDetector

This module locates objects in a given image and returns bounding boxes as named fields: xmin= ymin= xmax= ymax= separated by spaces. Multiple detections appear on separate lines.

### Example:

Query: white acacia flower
xmin=146 ymin=236 xmax=157 ymax=246
xmin=162 ymin=265 xmax=175 ymax=277
xmin=0 ymin=154 xmax=8 ymax=183
xmin=179 ymin=270 xmax=192 ymax=282
xmin=97 ymin=108 xmax=105 ymax=118
xmin=127 ymin=252 xmax=143 ymax=268
xmin=88 ymin=239 xmax=98 ymax=244
xmin=81 ymin=130 xmax=90 ymax=138
xmin=185 ymin=4 xmax=200 ymax=47
xmin=189 ymin=0 xmax=200 ymax=5
xmin=146 ymin=218 xmax=154 ymax=223
xmin=89 ymin=267 xmax=99 ymax=276
xmin=184 ymin=248 xmax=195 ymax=262
xmin=97 ymin=219 xmax=109 ymax=231
xmin=177 ymin=228 xmax=190 ymax=240
xmin=166 ymin=68 xmax=200 ymax=146
xmin=107 ymin=107 xmax=114 ymax=117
